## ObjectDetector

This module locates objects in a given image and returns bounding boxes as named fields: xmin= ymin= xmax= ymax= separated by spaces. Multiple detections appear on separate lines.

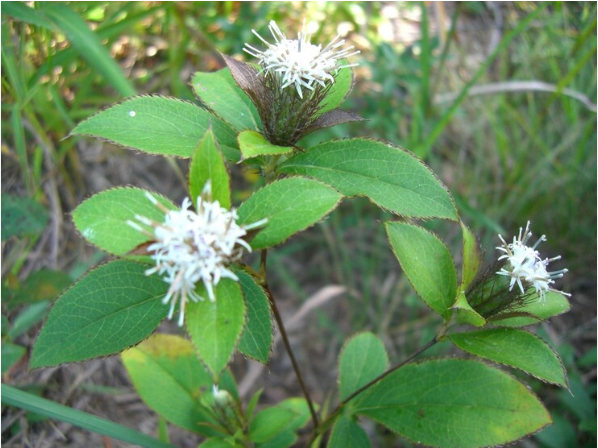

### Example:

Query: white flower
xmin=127 ymin=183 xmax=266 ymax=326
xmin=496 ymin=221 xmax=570 ymax=301
xmin=244 ymin=20 xmax=359 ymax=98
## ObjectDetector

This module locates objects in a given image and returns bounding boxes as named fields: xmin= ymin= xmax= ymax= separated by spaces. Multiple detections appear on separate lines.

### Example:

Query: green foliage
xmin=355 ymin=359 xmax=551 ymax=448
xmin=338 ymin=332 xmax=388 ymax=401
xmin=237 ymin=130 xmax=294 ymax=160
xmin=189 ymin=129 xmax=231 ymax=209
xmin=1 ymin=193 xmax=49 ymax=241
xmin=236 ymin=271 xmax=273 ymax=364
xmin=30 ymin=260 xmax=169 ymax=368
xmin=328 ymin=416 xmax=372 ymax=448
xmin=279 ymin=139 xmax=458 ymax=220
xmin=71 ymin=96 xmax=239 ymax=160
xmin=237 ymin=177 xmax=343 ymax=249
xmin=385 ymin=222 xmax=457 ymax=319
xmin=192 ymin=69 xmax=260 ymax=132
xmin=490 ymin=291 xmax=571 ymax=326
xmin=72 ymin=187 xmax=176 ymax=257
xmin=460 ymin=221 xmax=482 ymax=289
xmin=121 ymin=334 xmax=220 ymax=435
xmin=186 ymin=279 xmax=246 ymax=379
xmin=449 ymin=328 xmax=568 ymax=387
xmin=317 ymin=63 xmax=354 ymax=115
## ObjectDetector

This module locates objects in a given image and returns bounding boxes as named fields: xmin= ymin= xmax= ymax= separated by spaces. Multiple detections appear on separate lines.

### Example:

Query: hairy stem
xmin=260 ymin=250 xmax=320 ymax=428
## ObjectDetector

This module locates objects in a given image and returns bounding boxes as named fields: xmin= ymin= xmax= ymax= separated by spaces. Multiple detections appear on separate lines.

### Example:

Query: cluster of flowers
xmin=127 ymin=183 xmax=265 ymax=326
xmin=496 ymin=221 xmax=570 ymax=301
xmin=244 ymin=20 xmax=359 ymax=99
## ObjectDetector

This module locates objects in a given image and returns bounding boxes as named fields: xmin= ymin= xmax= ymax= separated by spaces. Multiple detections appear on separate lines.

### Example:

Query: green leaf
xmin=279 ymin=139 xmax=457 ymax=220
xmin=237 ymin=177 xmax=342 ymax=249
xmin=328 ymin=416 xmax=372 ymax=448
xmin=192 ymin=69 xmax=259 ymax=131
xmin=2 ymin=342 xmax=26 ymax=374
xmin=356 ymin=359 xmax=551 ymax=448
xmin=1 ymin=193 xmax=49 ymax=241
xmin=386 ymin=222 xmax=457 ymax=319
xmin=318 ymin=65 xmax=353 ymax=115
xmin=254 ymin=398 xmax=310 ymax=448
xmin=449 ymin=328 xmax=568 ymax=387
xmin=460 ymin=221 xmax=482 ymax=289
xmin=186 ymin=279 xmax=246 ymax=379
xmin=71 ymin=96 xmax=239 ymax=160
xmin=37 ymin=4 xmax=136 ymax=97
xmin=249 ymin=405 xmax=299 ymax=443
xmin=238 ymin=130 xmax=293 ymax=160
xmin=121 ymin=334 xmax=218 ymax=435
xmin=492 ymin=292 xmax=571 ymax=327
xmin=72 ymin=187 xmax=176 ymax=256
xmin=236 ymin=271 xmax=273 ymax=364
xmin=189 ymin=128 xmax=231 ymax=209
xmin=30 ymin=260 xmax=169 ymax=368
xmin=452 ymin=291 xmax=486 ymax=327
xmin=1 ymin=384 xmax=175 ymax=448
xmin=339 ymin=332 xmax=389 ymax=401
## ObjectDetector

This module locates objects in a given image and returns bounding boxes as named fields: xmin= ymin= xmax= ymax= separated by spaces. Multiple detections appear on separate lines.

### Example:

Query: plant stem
xmin=316 ymin=335 xmax=439 ymax=438
xmin=260 ymin=250 xmax=320 ymax=428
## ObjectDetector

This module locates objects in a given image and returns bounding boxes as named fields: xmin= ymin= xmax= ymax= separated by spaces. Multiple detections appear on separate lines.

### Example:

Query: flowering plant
xmin=31 ymin=20 xmax=571 ymax=448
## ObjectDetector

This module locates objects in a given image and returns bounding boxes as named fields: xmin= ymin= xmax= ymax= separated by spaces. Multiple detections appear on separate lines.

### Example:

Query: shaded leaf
xmin=356 ymin=358 xmax=551 ymax=448
xmin=461 ymin=221 xmax=482 ymax=289
xmin=236 ymin=271 xmax=273 ymax=363
xmin=306 ymin=108 xmax=365 ymax=133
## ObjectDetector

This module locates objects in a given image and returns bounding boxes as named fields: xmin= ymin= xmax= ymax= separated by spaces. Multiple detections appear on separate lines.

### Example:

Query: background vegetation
xmin=2 ymin=2 xmax=596 ymax=447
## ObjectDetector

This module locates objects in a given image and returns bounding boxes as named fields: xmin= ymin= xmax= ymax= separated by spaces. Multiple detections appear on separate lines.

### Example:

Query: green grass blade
xmin=1 ymin=384 xmax=175 ymax=448
xmin=418 ymin=4 xmax=547 ymax=158
xmin=37 ymin=3 xmax=136 ymax=97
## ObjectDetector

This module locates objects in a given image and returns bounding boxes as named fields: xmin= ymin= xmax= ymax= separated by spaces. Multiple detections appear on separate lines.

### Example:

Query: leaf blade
xmin=185 ymin=279 xmax=246 ymax=379
xmin=30 ymin=260 xmax=169 ymax=368
xmin=279 ymin=139 xmax=458 ymax=220
xmin=449 ymin=328 xmax=568 ymax=387
xmin=237 ymin=177 xmax=342 ymax=249
xmin=71 ymin=96 xmax=239 ymax=160
xmin=189 ymin=128 xmax=231 ymax=209
xmin=386 ymin=222 xmax=457 ymax=319
xmin=356 ymin=359 xmax=551 ymax=448
xmin=339 ymin=332 xmax=389 ymax=401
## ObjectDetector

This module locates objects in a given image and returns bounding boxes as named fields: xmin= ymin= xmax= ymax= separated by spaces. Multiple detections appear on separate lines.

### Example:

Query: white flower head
xmin=496 ymin=221 xmax=570 ymax=302
xmin=127 ymin=183 xmax=266 ymax=326
xmin=244 ymin=20 xmax=359 ymax=99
